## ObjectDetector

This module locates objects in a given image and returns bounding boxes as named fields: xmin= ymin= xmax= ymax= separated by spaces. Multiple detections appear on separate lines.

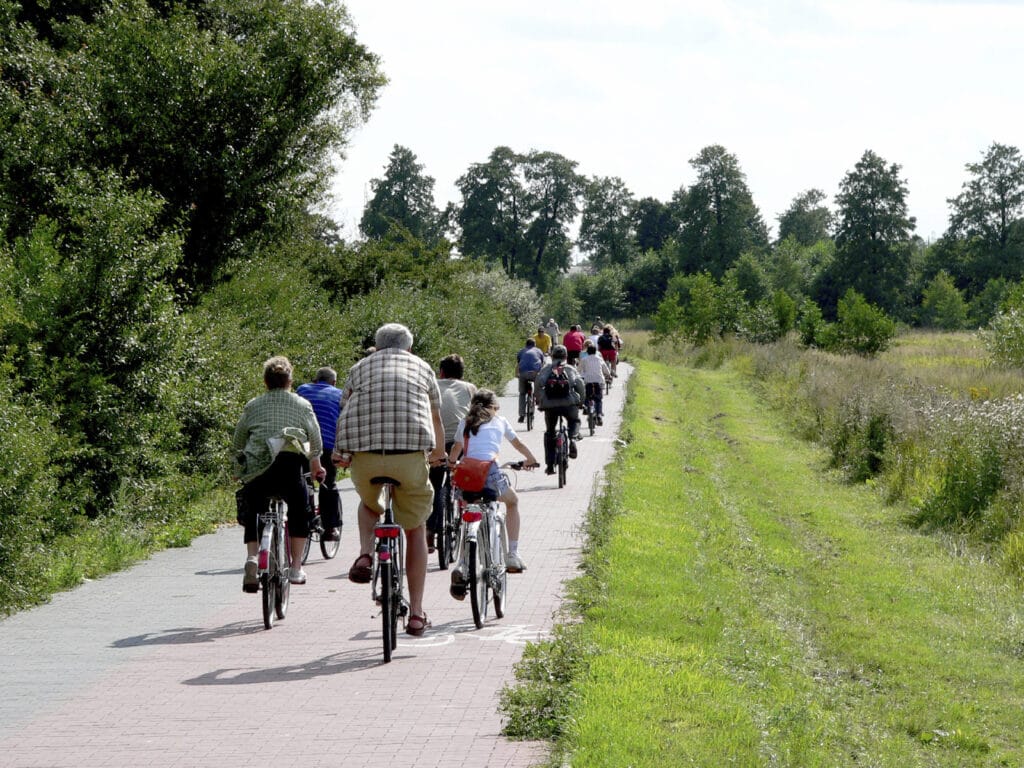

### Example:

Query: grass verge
xmin=502 ymin=358 xmax=1024 ymax=766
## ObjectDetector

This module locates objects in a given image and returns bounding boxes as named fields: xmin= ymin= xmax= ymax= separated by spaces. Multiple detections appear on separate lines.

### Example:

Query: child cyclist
xmin=578 ymin=341 xmax=611 ymax=425
xmin=447 ymin=389 xmax=539 ymax=597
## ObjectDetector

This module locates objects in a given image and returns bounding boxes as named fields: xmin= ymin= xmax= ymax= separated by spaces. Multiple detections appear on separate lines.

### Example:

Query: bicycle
xmin=300 ymin=473 xmax=342 ymax=564
xmin=436 ymin=463 xmax=458 ymax=571
xmin=455 ymin=462 xmax=531 ymax=628
xmin=524 ymin=379 xmax=536 ymax=432
xmin=369 ymin=476 xmax=408 ymax=663
xmin=585 ymin=394 xmax=597 ymax=436
xmin=554 ymin=415 xmax=571 ymax=488
xmin=256 ymin=496 xmax=290 ymax=630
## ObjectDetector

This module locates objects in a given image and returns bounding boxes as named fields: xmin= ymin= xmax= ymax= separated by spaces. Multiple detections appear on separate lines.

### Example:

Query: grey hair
xmin=375 ymin=323 xmax=414 ymax=351
xmin=314 ymin=366 xmax=337 ymax=384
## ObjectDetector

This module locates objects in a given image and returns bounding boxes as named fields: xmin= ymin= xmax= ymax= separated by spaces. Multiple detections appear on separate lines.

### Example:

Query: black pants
xmin=585 ymin=382 xmax=604 ymax=416
xmin=543 ymin=406 xmax=580 ymax=467
xmin=240 ymin=452 xmax=310 ymax=542
xmin=427 ymin=440 xmax=455 ymax=533
xmin=316 ymin=450 xmax=342 ymax=529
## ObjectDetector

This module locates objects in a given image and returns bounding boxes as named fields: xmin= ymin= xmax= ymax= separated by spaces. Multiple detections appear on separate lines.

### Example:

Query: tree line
xmin=360 ymin=141 xmax=1024 ymax=335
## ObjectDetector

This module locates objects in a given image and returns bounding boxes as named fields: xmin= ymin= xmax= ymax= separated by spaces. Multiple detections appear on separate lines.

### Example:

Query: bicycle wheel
xmin=526 ymin=400 xmax=534 ymax=431
xmin=300 ymin=524 xmax=314 ymax=565
xmin=380 ymin=557 xmax=394 ymax=662
xmin=587 ymin=405 xmax=595 ymax=435
xmin=437 ymin=481 xmax=452 ymax=570
xmin=261 ymin=528 xmax=276 ymax=630
xmin=274 ymin=521 xmax=289 ymax=621
xmin=468 ymin=538 xmax=488 ymax=629
xmin=320 ymin=517 xmax=341 ymax=560
xmin=492 ymin=516 xmax=508 ymax=619
xmin=558 ymin=435 xmax=567 ymax=489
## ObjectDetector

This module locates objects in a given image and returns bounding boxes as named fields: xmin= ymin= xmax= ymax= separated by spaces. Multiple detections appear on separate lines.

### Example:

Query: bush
xmin=817 ymin=289 xmax=896 ymax=356
xmin=982 ymin=307 xmax=1024 ymax=367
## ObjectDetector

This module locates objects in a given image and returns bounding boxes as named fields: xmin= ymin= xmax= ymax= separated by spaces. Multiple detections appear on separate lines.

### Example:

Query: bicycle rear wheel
xmin=492 ymin=516 xmax=507 ymax=619
xmin=469 ymin=538 xmax=488 ymax=629
xmin=526 ymin=400 xmax=534 ymax=431
xmin=438 ymin=479 xmax=456 ymax=569
xmin=587 ymin=405 xmax=595 ymax=435
xmin=380 ymin=557 xmax=395 ymax=662
xmin=274 ymin=521 xmax=289 ymax=620
xmin=320 ymin=517 xmax=341 ymax=559
xmin=300 ymin=518 xmax=315 ymax=565
xmin=558 ymin=436 xmax=567 ymax=488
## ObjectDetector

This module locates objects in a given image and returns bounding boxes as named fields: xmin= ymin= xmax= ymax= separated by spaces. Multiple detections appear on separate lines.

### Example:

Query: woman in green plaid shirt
xmin=233 ymin=356 xmax=326 ymax=591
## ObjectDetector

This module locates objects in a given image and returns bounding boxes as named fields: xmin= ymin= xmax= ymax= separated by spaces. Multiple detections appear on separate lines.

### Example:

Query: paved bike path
xmin=0 ymin=365 xmax=631 ymax=768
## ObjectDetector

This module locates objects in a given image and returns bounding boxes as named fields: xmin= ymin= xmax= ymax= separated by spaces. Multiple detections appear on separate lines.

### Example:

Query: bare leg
xmin=358 ymin=502 xmax=377 ymax=556
xmin=289 ymin=537 xmax=306 ymax=569
xmin=405 ymin=524 xmax=427 ymax=617
xmin=501 ymin=488 xmax=520 ymax=542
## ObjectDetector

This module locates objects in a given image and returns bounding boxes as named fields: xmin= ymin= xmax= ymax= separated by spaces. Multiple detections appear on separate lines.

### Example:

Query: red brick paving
xmin=0 ymin=366 xmax=630 ymax=768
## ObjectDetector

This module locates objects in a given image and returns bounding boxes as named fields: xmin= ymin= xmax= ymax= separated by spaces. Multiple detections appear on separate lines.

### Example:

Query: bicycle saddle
xmin=370 ymin=476 xmax=402 ymax=487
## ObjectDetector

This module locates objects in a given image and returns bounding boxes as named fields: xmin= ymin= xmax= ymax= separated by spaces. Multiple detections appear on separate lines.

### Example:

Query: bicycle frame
xmin=370 ymin=480 xmax=407 ymax=662
xmin=256 ymin=498 xmax=289 ymax=629
xmin=456 ymin=491 xmax=508 ymax=628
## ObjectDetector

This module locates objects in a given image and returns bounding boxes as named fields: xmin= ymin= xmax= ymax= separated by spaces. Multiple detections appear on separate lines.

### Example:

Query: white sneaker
xmin=287 ymin=567 xmax=307 ymax=584
xmin=506 ymin=552 xmax=526 ymax=573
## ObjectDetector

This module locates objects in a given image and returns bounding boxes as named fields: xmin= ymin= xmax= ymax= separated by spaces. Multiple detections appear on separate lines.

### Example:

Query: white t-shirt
xmin=454 ymin=415 xmax=517 ymax=459
xmin=578 ymin=354 xmax=608 ymax=385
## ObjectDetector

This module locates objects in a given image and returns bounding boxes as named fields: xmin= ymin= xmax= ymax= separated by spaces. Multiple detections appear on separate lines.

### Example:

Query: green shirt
xmin=232 ymin=389 xmax=323 ymax=483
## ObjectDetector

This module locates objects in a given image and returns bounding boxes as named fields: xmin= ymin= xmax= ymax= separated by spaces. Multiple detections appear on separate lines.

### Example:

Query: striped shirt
xmin=335 ymin=348 xmax=441 ymax=452
xmin=232 ymin=389 xmax=323 ymax=483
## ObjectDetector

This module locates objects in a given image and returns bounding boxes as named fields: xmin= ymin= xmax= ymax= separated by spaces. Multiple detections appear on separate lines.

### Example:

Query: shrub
xmin=982 ymin=308 xmax=1024 ymax=367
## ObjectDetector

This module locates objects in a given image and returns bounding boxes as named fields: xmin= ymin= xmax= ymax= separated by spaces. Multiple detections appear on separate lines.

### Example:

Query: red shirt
xmin=563 ymin=329 xmax=586 ymax=352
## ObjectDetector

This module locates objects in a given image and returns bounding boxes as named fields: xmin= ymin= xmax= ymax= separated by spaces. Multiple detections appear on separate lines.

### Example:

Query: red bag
xmin=451 ymin=431 xmax=494 ymax=492
xmin=452 ymin=458 xmax=492 ymax=492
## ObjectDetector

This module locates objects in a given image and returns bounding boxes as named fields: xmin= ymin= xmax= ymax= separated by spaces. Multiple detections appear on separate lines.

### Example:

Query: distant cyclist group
xmin=230 ymin=319 xmax=621 ymax=641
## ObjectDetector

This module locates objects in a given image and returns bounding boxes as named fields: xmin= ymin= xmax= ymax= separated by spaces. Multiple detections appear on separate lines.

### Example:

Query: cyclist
xmin=597 ymin=325 xmax=618 ymax=378
xmin=535 ymin=345 xmax=586 ymax=475
xmin=545 ymin=317 xmax=560 ymax=345
xmin=232 ymin=356 xmax=326 ymax=591
xmin=532 ymin=325 xmax=552 ymax=356
xmin=447 ymin=389 xmax=539 ymax=594
xmin=562 ymin=324 xmax=586 ymax=366
xmin=333 ymin=323 xmax=446 ymax=637
xmin=515 ymin=338 xmax=545 ymax=423
xmin=578 ymin=341 xmax=611 ymax=426
xmin=296 ymin=366 xmax=343 ymax=542
xmin=427 ymin=354 xmax=477 ymax=553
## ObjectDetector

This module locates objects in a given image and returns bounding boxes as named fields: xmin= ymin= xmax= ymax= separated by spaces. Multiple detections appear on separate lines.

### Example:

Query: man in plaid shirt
xmin=333 ymin=323 xmax=446 ymax=637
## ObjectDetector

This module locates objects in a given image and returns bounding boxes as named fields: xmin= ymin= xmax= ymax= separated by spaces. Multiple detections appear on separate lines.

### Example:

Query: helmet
xmin=551 ymin=345 xmax=568 ymax=360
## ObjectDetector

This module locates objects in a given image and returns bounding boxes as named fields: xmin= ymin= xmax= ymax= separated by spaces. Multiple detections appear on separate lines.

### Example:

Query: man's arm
xmin=428 ymin=406 xmax=446 ymax=464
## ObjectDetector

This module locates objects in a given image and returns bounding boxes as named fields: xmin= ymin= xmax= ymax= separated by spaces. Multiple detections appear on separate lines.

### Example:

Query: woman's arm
xmin=509 ymin=436 xmax=539 ymax=468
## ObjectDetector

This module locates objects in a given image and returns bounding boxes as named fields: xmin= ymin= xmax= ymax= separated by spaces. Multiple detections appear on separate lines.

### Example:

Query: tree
xmin=360 ymin=145 xmax=442 ymax=243
xmin=522 ymin=150 xmax=583 ymax=290
xmin=0 ymin=0 xmax=387 ymax=289
xmin=777 ymin=189 xmax=833 ymax=246
xmin=633 ymin=195 xmax=679 ymax=253
xmin=456 ymin=147 xmax=582 ymax=290
xmin=829 ymin=150 xmax=916 ymax=318
xmin=919 ymin=270 xmax=967 ymax=330
xmin=946 ymin=142 xmax=1024 ymax=289
xmin=578 ymin=176 xmax=636 ymax=269
xmin=456 ymin=146 xmax=530 ymax=278
xmin=677 ymin=145 xmax=769 ymax=277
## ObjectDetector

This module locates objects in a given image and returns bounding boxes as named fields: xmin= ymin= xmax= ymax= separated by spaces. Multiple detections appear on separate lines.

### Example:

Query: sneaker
xmin=568 ymin=440 xmax=578 ymax=459
xmin=450 ymin=568 xmax=468 ymax=600
xmin=506 ymin=552 xmax=526 ymax=573
xmin=545 ymin=465 xmax=555 ymax=475
xmin=287 ymin=567 xmax=307 ymax=585
xmin=243 ymin=559 xmax=258 ymax=593
xmin=517 ymin=416 xmax=525 ymax=423
xmin=596 ymin=416 xmax=603 ymax=426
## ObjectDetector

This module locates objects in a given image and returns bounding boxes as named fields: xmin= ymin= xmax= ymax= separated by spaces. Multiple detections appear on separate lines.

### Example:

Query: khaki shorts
xmin=350 ymin=451 xmax=433 ymax=530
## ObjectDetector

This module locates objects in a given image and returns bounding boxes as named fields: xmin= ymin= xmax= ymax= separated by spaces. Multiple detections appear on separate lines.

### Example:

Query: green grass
xmin=505 ymin=358 xmax=1024 ymax=766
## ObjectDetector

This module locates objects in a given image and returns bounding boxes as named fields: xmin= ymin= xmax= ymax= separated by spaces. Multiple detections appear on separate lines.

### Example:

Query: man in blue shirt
xmin=297 ymin=367 xmax=344 ymax=539
xmin=516 ymin=338 xmax=545 ymax=423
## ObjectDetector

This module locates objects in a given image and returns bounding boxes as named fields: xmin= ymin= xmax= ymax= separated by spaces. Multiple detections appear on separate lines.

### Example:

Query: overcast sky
xmin=328 ymin=1 xmax=1024 ymax=244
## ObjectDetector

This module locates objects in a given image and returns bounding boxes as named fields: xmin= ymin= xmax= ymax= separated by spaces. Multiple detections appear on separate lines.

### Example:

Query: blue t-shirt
xmin=517 ymin=346 xmax=545 ymax=375
xmin=296 ymin=381 xmax=343 ymax=452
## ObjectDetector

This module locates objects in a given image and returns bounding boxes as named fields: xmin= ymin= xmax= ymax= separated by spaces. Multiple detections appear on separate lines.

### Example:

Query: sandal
xmin=348 ymin=553 xmax=373 ymax=583
xmin=406 ymin=612 xmax=431 ymax=637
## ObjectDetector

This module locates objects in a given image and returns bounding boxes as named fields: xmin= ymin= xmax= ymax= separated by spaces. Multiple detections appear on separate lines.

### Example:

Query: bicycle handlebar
xmin=501 ymin=460 xmax=540 ymax=470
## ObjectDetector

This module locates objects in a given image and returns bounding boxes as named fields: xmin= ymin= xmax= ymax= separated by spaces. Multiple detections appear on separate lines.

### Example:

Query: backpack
xmin=544 ymin=364 xmax=571 ymax=399
xmin=598 ymin=332 xmax=615 ymax=351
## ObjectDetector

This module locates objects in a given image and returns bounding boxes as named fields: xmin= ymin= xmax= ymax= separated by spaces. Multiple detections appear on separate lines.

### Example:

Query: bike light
xmin=379 ymin=550 xmax=391 ymax=563
xmin=374 ymin=525 xmax=400 ymax=539
xmin=257 ymin=551 xmax=268 ymax=570
xmin=461 ymin=510 xmax=482 ymax=523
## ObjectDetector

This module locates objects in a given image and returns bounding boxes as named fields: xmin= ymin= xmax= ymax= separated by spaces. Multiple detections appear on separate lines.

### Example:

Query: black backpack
xmin=544 ymin=364 xmax=571 ymax=399
xmin=598 ymin=332 xmax=615 ymax=351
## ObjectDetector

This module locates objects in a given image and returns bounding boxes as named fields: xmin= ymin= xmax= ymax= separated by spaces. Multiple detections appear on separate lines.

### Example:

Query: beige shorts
xmin=350 ymin=450 xmax=433 ymax=530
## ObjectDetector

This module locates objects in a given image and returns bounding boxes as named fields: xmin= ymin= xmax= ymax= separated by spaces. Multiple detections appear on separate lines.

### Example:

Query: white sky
xmin=327 ymin=0 xmax=1024 ymax=244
